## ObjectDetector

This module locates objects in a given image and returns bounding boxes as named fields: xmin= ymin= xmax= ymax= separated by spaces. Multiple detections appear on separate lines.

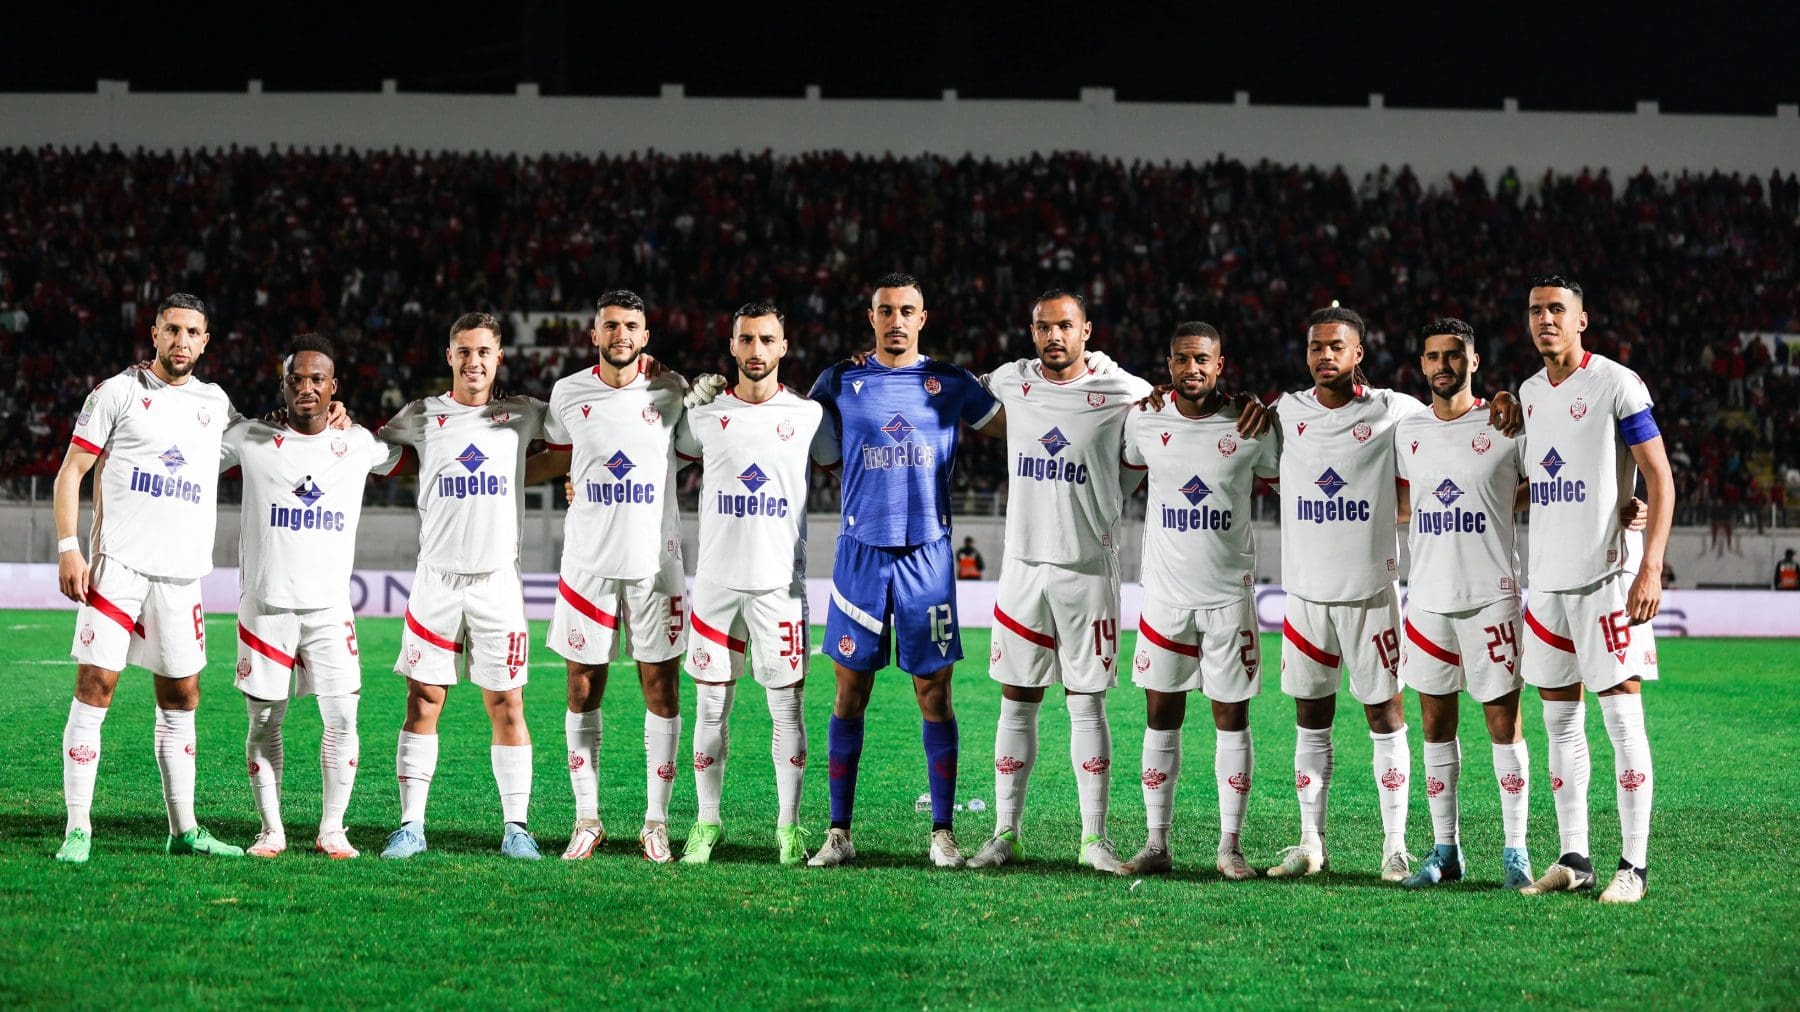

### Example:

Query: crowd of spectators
xmin=2 ymin=145 xmax=1796 ymax=522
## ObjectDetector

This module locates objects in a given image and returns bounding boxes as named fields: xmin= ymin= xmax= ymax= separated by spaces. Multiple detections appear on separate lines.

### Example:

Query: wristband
xmin=57 ymin=536 xmax=80 ymax=554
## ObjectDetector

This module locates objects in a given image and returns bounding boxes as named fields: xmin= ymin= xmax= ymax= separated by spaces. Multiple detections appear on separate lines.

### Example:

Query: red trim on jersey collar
xmin=1029 ymin=361 xmax=1090 ymax=386
xmin=1137 ymin=618 xmax=1199 ymax=658
xmin=557 ymin=578 xmax=619 ymax=630
xmin=1523 ymin=608 xmax=1576 ymax=653
xmin=239 ymin=623 xmax=297 ymax=668
xmin=1404 ymin=619 xmax=1461 ymax=666
xmin=69 ymin=435 xmax=103 ymax=455
xmin=994 ymin=606 xmax=1057 ymax=650
xmin=1433 ymin=398 xmax=1485 ymax=423
xmin=592 ymin=361 xmax=647 ymax=389
xmin=692 ymin=614 xmax=748 ymax=653
xmin=405 ymin=609 xmax=465 ymax=653
xmin=85 ymin=588 xmax=136 ymax=633
xmin=1546 ymin=352 xmax=1592 ymax=388
xmin=1282 ymin=619 xmax=1341 ymax=667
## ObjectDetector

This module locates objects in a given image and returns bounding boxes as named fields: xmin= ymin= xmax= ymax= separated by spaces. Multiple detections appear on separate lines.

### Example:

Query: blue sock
xmin=923 ymin=717 xmax=959 ymax=830
xmin=827 ymin=715 xmax=865 ymax=830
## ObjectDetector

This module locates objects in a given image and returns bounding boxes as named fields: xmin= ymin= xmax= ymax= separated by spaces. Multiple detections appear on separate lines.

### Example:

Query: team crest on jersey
xmin=777 ymin=418 xmax=795 ymax=441
xmin=1087 ymin=392 xmax=1106 ymax=407
xmin=1037 ymin=427 xmax=1071 ymax=456
xmin=405 ymin=646 xmax=422 ymax=668
xmin=235 ymin=658 xmax=251 ymax=679
xmin=1160 ymin=432 xmax=1171 ymax=446
xmin=331 ymin=437 xmax=347 ymax=457
xmin=79 ymin=625 xmax=95 ymax=647
xmin=924 ymin=377 xmax=942 ymax=395
xmin=1352 ymin=421 xmax=1373 ymax=443
xmin=1133 ymin=652 xmax=1150 ymax=673
xmin=837 ymin=635 xmax=856 ymax=657
xmin=642 ymin=404 xmax=660 ymax=424
xmin=1569 ymin=398 xmax=1588 ymax=421
xmin=1218 ymin=436 xmax=1238 ymax=457
xmin=196 ymin=408 xmax=211 ymax=428
xmin=435 ymin=414 xmax=448 ymax=427
xmin=493 ymin=410 xmax=512 ymax=424
xmin=1472 ymin=432 xmax=1492 ymax=455
xmin=580 ymin=404 xmax=592 ymax=419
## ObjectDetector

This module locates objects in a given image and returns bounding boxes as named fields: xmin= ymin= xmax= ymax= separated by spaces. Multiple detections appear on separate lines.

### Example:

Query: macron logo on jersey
xmin=1162 ymin=475 xmax=1231 ymax=532
xmin=1017 ymin=426 xmax=1088 ymax=484
xmin=439 ymin=443 xmax=509 ymax=499
xmin=861 ymin=413 xmax=935 ymax=470
xmin=583 ymin=450 xmax=655 ymax=506
xmin=1415 ymin=477 xmax=1488 ymax=535
xmin=1295 ymin=467 xmax=1371 ymax=524
xmin=270 ymin=476 xmax=346 ymax=532
xmin=1530 ymin=447 xmax=1588 ymax=505
xmin=716 ymin=462 xmax=790 ymax=518
xmin=128 ymin=444 xmax=204 ymax=504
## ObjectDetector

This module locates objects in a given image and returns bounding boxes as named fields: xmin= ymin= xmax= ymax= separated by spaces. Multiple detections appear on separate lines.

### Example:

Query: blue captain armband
xmin=1618 ymin=406 xmax=1660 ymax=446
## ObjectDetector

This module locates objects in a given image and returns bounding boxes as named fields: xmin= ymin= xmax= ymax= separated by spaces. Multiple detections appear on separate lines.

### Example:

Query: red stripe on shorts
xmin=1404 ymin=619 xmax=1461 ymax=666
xmin=1523 ymin=608 xmax=1576 ymax=653
xmin=692 ymin=614 xmax=747 ymax=653
xmin=1137 ymin=618 xmax=1199 ymax=658
xmin=1282 ymin=618 xmax=1341 ymax=667
xmin=994 ymin=607 xmax=1056 ymax=650
xmin=238 ymin=623 xmax=297 ymax=668
xmin=405 ymin=609 xmax=464 ymax=653
xmin=557 ymin=578 xmax=618 ymax=630
xmin=85 ymin=588 xmax=136 ymax=633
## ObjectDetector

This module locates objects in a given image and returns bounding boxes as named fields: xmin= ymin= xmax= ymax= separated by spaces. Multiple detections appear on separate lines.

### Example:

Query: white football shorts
xmin=1522 ymin=572 xmax=1660 ymax=692
xmin=1279 ymin=584 xmax=1403 ymax=705
xmin=1130 ymin=590 xmax=1262 ymax=703
xmin=685 ymin=574 xmax=809 ymax=688
xmin=396 ymin=564 xmax=530 ymax=692
xmin=70 ymin=555 xmax=207 ymax=678
xmin=235 ymin=599 xmax=362 ymax=700
xmin=1400 ymin=596 xmax=1524 ymax=703
xmin=989 ymin=554 xmax=1122 ymax=695
xmin=549 ymin=554 xmax=686 ymax=666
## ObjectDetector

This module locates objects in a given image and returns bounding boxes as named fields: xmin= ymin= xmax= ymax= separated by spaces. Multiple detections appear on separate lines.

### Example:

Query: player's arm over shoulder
xmin=377 ymin=398 xmax=428 ymax=446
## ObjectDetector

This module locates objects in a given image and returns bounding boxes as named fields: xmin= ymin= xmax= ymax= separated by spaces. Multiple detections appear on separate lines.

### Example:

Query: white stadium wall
xmin=0 ymin=82 xmax=1797 ymax=181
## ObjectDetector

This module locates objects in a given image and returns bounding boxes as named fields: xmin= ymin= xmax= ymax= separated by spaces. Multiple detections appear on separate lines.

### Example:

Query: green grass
xmin=1 ymin=609 xmax=1796 ymax=1007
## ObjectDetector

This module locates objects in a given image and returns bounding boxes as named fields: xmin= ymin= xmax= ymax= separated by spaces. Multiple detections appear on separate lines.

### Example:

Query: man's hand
xmin=325 ymin=400 xmax=351 ymax=430
xmin=1136 ymin=385 xmax=1171 ymax=412
xmin=684 ymin=374 xmax=728 ymax=408
xmin=1621 ymin=497 xmax=1649 ymax=531
xmin=1233 ymin=393 xmax=1272 ymax=437
xmin=564 ymin=477 xmax=576 ymax=506
xmin=1626 ymin=566 xmax=1662 ymax=624
xmin=639 ymin=353 xmax=669 ymax=379
xmin=58 ymin=547 xmax=89 ymax=604
xmin=847 ymin=349 xmax=874 ymax=367
xmin=1084 ymin=350 xmax=1118 ymax=376
xmin=1488 ymin=391 xmax=1524 ymax=437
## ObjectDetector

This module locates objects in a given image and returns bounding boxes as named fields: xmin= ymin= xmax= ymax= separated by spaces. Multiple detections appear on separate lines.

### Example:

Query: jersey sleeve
xmin=673 ymin=412 xmax=702 ymax=462
xmin=218 ymin=418 xmax=248 ymax=472
xmin=1386 ymin=390 xmax=1428 ymax=424
xmin=543 ymin=389 xmax=572 ymax=450
xmin=527 ymin=397 xmax=551 ymax=439
xmin=1120 ymin=411 xmax=1147 ymax=469
xmin=959 ymin=367 xmax=1001 ymax=428
xmin=1613 ymin=368 xmax=1659 ymax=446
xmin=1392 ymin=426 xmax=1411 ymax=485
xmin=1254 ymin=426 xmax=1282 ymax=480
xmin=69 ymin=379 xmax=124 ymax=456
xmin=808 ymin=367 xmax=842 ymax=439
xmin=377 ymin=400 xmax=426 ymax=447
xmin=809 ymin=409 xmax=841 ymax=469
xmin=365 ymin=428 xmax=407 ymax=476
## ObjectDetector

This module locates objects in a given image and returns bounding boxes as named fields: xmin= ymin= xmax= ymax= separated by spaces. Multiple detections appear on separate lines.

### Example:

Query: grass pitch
xmin=1 ymin=609 xmax=1796 ymax=1007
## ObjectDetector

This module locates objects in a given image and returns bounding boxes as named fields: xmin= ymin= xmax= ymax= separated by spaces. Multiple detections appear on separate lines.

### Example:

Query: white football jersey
xmin=221 ymin=421 xmax=405 ymax=611
xmin=544 ymin=367 xmax=686 ymax=581
xmin=1394 ymin=401 xmax=1525 ymax=613
xmin=70 ymin=367 xmax=236 ymax=580
xmin=675 ymin=387 xmax=839 ymax=592
xmin=1123 ymin=399 xmax=1279 ymax=609
xmin=1520 ymin=352 xmax=1656 ymax=592
xmin=378 ymin=393 xmax=547 ymax=575
xmin=1275 ymin=385 xmax=1426 ymax=602
xmin=988 ymin=360 xmax=1154 ymax=566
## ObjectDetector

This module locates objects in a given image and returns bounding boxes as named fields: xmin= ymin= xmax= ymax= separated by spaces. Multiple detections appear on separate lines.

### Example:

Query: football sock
xmin=316 ymin=694 xmax=359 ymax=836
xmin=491 ymin=744 xmax=532 ymax=826
xmin=1492 ymin=740 xmax=1529 ymax=849
xmin=644 ymin=712 xmax=680 ymax=825
xmin=1542 ymin=700 xmax=1591 ymax=858
xmin=1140 ymin=727 xmax=1180 ymax=851
xmin=1423 ymin=737 xmax=1460 ymax=846
xmin=564 ymin=707 xmax=601 ymax=822
xmin=993 ymin=697 xmax=1041 ymax=835
xmin=244 ymin=697 xmax=289 ymax=836
xmin=153 ymin=706 xmax=198 ymax=836
xmin=766 ymin=685 xmax=806 ymax=827
xmin=1214 ymin=727 xmax=1251 ymax=846
xmin=1294 ymin=725 xmax=1334 ymax=848
xmin=62 ymin=699 xmax=107 ymax=835
xmin=1371 ymin=725 xmax=1411 ymax=852
xmin=826 ymin=714 xmax=865 ymax=830
xmin=922 ymin=717 xmax=959 ymax=831
xmin=396 ymin=730 xmax=439 ymax=826
xmin=693 ymin=683 xmax=735 ymax=825
xmin=1599 ymin=693 xmax=1653 ymax=868
xmin=1067 ymin=692 xmax=1111 ymax=840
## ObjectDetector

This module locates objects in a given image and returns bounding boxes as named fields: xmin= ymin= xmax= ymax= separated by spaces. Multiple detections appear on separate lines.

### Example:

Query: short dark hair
xmin=1420 ymin=317 xmax=1476 ymax=355
xmin=157 ymin=292 xmax=208 ymax=326
xmin=597 ymin=290 xmax=646 ymax=313
xmin=1530 ymin=275 xmax=1585 ymax=301
xmin=1171 ymin=321 xmax=1222 ymax=346
xmin=288 ymin=332 xmax=336 ymax=364
xmin=1307 ymin=306 xmax=1366 ymax=341
xmin=872 ymin=272 xmax=923 ymax=300
xmin=449 ymin=312 xmax=503 ymax=343
xmin=733 ymin=300 xmax=784 ymax=323
xmin=1031 ymin=288 xmax=1087 ymax=320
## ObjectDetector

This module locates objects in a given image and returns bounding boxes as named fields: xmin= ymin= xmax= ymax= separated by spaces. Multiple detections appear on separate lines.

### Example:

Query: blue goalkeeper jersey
xmin=810 ymin=356 xmax=1000 ymax=548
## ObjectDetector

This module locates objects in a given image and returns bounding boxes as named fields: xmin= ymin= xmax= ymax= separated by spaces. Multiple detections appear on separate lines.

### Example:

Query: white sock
xmin=1067 ymin=692 xmax=1112 ymax=839
xmin=993 ymin=697 xmax=1040 ymax=835
xmin=1542 ymin=700 xmax=1591 ymax=858
xmin=316 ymin=694 xmax=359 ymax=836
xmin=492 ymin=744 xmax=532 ymax=826
xmin=565 ymin=708 xmax=601 ymax=822
xmin=1600 ymin=694 xmax=1653 ymax=868
xmin=62 ymin=699 xmax=107 ymax=835
xmin=1492 ymin=741 xmax=1529 ymax=849
xmin=644 ymin=712 xmax=681 ymax=825
xmin=1141 ymin=727 xmax=1180 ymax=850
xmin=244 ymin=697 xmax=289 ymax=836
xmin=693 ymin=683 xmax=735 ymax=825
xmin=1423 ymin=738 xmax=1460 ymax=846
xmin=153 ymin=706 xmax=198 ymax=836
xmin=396 ymin=730 xmax=439 ymax=827
xmin=1294 ymin=725 xmax=1334 ymax=848
xmin=1215 ymin=727 xmax=1251 ymax=846
xmin=1371 ymin=725 xmax=1411 ymax=852
xmin=767 ymin=685 xmax=806 ymax=827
